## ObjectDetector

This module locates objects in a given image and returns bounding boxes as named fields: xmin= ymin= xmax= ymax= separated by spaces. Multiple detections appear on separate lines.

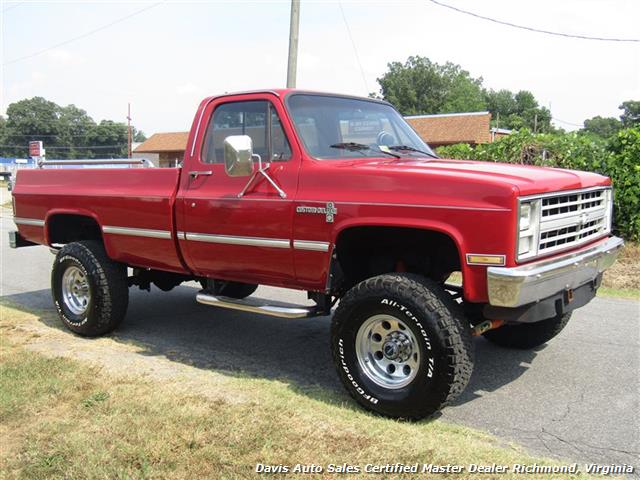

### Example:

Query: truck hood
xmin=358 ymin=157 xmax=610 ymax=196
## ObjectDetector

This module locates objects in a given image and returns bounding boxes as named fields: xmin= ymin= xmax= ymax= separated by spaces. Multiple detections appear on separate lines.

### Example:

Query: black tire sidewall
xmin=52 ymin=254 xmax=97 ymax=332
xmin=51 ymin=241 xmax=127 ymax=337
xmin=333 ymin=291 xmax=453 ymax=418
xmin=483 ymin=313 xmax=571 ymax=349
xmin=220 ymin=282 xmax=258 ymax=299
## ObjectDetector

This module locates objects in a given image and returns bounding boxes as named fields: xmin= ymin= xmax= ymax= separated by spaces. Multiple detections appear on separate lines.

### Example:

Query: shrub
xmin=606 ymin=128 xmax=640 ymax=240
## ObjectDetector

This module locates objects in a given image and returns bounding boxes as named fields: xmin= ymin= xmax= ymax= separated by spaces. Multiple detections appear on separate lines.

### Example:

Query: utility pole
xmin=286 ymin=0 xmax=300 ymax=88
xmin=534 ymin=113 xmax=538 ymax=134
xmin=127 ymin=103 xmax=132 ymax=158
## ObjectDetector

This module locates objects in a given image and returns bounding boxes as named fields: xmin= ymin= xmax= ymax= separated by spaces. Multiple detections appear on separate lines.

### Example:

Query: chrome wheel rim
xmin=61 ymin=265 xmax=90 ymax=315
xmin=355 ymin=314 xmax=420 ymax=389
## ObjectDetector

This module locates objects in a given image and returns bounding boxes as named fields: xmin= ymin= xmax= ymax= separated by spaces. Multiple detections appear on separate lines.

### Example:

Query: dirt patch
xmin=0 ymin=304 xmax=252 ymax=405
xmin=602 ymin=242 xmax=639 ymax=291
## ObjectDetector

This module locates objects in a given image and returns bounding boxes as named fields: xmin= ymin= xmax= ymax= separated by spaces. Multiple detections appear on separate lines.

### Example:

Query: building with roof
xmin=132 ymin=132 xmax=189 ymax=167
xmin=405 ymin=111 xmax=509 ymax=148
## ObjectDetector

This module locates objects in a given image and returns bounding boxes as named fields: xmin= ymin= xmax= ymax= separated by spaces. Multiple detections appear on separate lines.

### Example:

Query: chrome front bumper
xmin=487 ymin=236 xmax=624 ymax=308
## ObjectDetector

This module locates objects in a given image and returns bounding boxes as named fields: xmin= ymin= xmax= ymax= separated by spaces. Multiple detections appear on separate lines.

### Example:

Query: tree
xmin=619 ymin=100 xmax=640 ymax=127
xmin=580 ymin=101 xmax=638 ymax=139
xmin=2 ymin=97 xmax=61 ymax=157
xmin=484 ymin=89 xmax=552 ymax=133
xmin=0 ymin=116 xmax=7 ymax=155
xmin=0 ymin=97 xmax=144 ymax=159
xmin=374 ymin=56 xmax=552 ymax=132
xmin=88 ymin=120 xmax=128 ymax=158
xmin=582 ymin=116 xmax=622 ymax=138
xmin=373 ymin=56 xmax=486 ymax=115
xmin=58 ymin=105 xmax=96 ymax=159
xmin=133 ymin=128 xmax=146 ymax=142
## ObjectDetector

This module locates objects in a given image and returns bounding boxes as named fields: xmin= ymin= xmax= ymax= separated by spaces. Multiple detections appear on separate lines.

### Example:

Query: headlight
xmin=517 ymin=199 xmax=541 ymax=261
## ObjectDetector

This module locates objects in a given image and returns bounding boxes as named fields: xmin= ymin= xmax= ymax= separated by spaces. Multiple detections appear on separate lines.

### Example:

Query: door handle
xmin=189 ymin=170 xmax=213 ymax=179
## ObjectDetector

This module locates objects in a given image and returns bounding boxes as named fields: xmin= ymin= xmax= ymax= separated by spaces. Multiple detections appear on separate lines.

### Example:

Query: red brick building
xmin=405 ymin=111 xmax=508 ymax=147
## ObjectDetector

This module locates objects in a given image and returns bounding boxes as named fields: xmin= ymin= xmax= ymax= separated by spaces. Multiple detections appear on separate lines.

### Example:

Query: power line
xmin=4 ymin=2 xmax=164 ymax=66
xmin=338 ymin=0 xmax=369 ymax=93
xmin=428 ymin=0 xmax=639 ymax=43
xmin=552 ymin=117 xmax=584 ymax=128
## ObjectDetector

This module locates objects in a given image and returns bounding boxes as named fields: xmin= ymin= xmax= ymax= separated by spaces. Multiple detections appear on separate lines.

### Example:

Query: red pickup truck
xmin=10 ymin=89 xmax=623 ymax=419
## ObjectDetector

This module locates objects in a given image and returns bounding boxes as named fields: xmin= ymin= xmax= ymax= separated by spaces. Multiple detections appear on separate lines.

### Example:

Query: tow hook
xmin=472 ymin=319 xmax=505 ymax=336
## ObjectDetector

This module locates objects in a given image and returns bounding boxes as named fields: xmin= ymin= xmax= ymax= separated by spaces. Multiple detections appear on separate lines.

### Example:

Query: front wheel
xmin=52 ymin=241 xmax=128 ymax=337
xmin=331 ymin=273 xmax=474 ymax=419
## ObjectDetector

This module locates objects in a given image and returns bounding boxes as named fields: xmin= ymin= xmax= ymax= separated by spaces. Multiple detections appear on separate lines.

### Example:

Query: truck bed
xmin=13 ymin=168 xmax=187 ymax=273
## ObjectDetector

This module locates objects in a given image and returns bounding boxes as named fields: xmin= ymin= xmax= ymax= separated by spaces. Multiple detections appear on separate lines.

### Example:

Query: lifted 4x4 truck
xmin=10 ymin=90 xmax=623 ymax=419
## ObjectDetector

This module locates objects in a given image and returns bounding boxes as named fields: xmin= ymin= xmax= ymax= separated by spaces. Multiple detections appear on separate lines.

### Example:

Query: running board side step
xmin=196 ymin=293 xmax=324 ymax=319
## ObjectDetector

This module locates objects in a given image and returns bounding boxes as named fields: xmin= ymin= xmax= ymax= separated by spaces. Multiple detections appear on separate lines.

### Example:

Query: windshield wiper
xmin=330 ymin=142 xmax=400 ymax=159
xmin=388 ymin=145 xmax=438 ymax=159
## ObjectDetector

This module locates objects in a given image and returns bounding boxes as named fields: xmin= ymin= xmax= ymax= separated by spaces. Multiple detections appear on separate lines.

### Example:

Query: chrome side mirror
xmin=223 ymin=135 xmax=254 ymax=177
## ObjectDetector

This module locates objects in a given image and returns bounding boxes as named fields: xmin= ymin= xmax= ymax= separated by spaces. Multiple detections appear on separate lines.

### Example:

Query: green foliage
xmin=0 ymin=97 xmax=145 ymax=159
xmin=606 ymin=128 xmax=640 ymax=240
xmin=374 ymin=56 xmax=552 ymax=132
xmin=484 ymin=90 xmax=552 ymax=133
xmin=580 ymin=101 xmax=638 ymax=139
xmin=582 ymin=116 xmax=623 ymax=139
xmin=437 ymin=128 xmax=640 ymax=240
xmin=619 ymin=100 xmax=640 ymax=127
xmin=373 ymin=56 xmax=486 ymax=115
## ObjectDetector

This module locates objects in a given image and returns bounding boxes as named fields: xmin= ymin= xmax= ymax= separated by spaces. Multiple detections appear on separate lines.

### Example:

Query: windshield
xmin=286 ymin=94 xmax=437 ymax=160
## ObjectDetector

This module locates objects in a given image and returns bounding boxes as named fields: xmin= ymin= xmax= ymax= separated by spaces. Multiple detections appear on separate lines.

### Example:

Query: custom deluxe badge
xmin=296 ymin=202 xmax=337 ymax=223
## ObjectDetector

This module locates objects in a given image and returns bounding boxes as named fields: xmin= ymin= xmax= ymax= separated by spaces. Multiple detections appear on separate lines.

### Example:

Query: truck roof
xmin=202 ymin=88 xmax=391 ymax=105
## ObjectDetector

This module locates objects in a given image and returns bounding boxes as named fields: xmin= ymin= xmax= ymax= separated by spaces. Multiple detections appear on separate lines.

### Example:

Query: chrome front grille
xmin=538 ymin=188 xmax=610 ymax=255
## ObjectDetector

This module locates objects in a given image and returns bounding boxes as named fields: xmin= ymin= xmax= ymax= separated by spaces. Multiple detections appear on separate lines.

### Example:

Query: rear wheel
xmin=52 ymin=241 xmax=128 ymax=337
xmin=482 ymin=313 xmax=572 ymax=349
xmin=331 ymin=273 xmax=473 ymax=419
xmin=212 ymin=280 xmax=258 ymax=299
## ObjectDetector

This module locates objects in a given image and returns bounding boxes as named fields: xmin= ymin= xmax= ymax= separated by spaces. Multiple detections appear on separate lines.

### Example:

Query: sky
xmin=1 ymin=0 xmax=639 ymax=138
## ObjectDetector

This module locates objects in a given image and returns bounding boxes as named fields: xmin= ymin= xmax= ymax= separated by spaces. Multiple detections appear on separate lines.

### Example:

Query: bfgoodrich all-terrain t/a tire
xmin=331 ymin=273 xmax=474 ymax=420
xmin=482 ymin=313 xmax=572 ymax=350
xmin=51 ymin=241 xmax=128 ymax=337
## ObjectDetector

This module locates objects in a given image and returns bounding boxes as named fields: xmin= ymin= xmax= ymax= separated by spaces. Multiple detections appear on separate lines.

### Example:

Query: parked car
xmin=9 ymin=89 xmax=623 ymax=419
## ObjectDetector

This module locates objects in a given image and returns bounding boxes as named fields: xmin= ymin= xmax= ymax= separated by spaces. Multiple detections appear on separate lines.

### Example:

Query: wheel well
xmin=332 ymin=226 xmax=461 ymax=292
xmin=47 ymin=214 xmax=102 ymax=245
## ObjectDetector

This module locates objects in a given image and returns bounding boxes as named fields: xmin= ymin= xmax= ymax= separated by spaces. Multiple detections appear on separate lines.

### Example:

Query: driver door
xmin=177 ymin=94 xmax=299 ymax=285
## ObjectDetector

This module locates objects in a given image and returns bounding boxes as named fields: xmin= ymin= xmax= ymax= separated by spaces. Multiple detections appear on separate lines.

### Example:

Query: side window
xmin=202 ymin=100 xmax=291 ymax=164
xmin=270 ymin=109 xmax=292 ymax=162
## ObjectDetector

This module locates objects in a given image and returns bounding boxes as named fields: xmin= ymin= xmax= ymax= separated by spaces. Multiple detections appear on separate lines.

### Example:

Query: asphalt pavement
xmin=1 ymin=202 xmax=638 ymax=472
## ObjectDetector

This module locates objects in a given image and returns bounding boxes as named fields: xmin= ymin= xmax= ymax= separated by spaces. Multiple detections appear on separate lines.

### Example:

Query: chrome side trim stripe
xmin=13 ymin=217 xmax=45 ymax=227
xmin=100 ymin=225 xmax=330 ymax=251
xmin=293 ymin=240 xmax=330 ymax=252
xmin=184 ymin=233 xmax=290 ymax=249
xmin=102 ymin=226 xmax=172 ymax=239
